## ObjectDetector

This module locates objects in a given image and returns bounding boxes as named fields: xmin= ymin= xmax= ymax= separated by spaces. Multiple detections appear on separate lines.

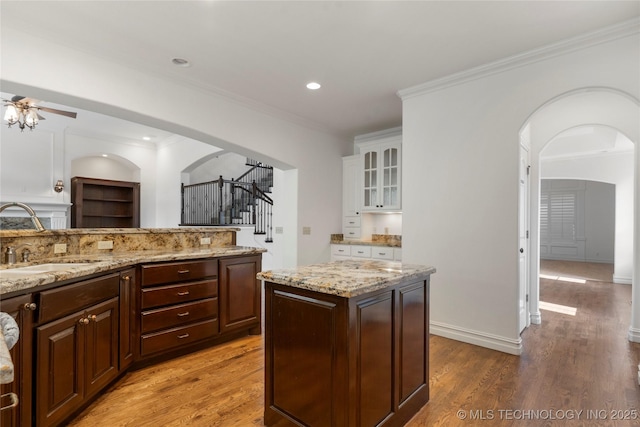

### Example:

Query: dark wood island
xmin=258 ymin=260 xmax=436 ymax=427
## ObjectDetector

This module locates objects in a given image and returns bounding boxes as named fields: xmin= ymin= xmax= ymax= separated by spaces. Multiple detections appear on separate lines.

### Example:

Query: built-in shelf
xmin=71 ymin=177 xmax=140 ymax=228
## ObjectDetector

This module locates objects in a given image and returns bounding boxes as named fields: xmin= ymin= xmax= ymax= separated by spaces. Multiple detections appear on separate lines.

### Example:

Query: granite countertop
xmin=257 ymin=260 xmax=435 ymax=298
xmin=0 ymin=246 xmax=265 ymax=295
xmin=330 ymin=233 xmax=402 ymax=248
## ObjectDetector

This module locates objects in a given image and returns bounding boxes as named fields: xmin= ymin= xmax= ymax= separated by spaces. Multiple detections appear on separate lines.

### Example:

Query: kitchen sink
xmin=0 ymin=263 xmax=94 ymax=279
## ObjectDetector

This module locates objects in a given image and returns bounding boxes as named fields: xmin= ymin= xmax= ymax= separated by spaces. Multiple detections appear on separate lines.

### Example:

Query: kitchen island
xmin=258 ymin=260 xmax=435 ymax=427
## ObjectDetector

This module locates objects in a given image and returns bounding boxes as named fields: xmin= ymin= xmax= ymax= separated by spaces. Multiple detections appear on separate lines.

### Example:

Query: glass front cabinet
xmin=359 ymin=131 xmax=401 ymax=212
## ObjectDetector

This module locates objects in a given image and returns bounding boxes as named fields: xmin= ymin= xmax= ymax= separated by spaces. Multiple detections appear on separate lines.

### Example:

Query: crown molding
xmin=398 ymin=18 xmax=640 ymax=100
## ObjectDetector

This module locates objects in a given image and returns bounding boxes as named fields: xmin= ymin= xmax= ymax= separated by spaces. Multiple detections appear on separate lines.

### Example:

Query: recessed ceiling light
xmin=172 ymin=58 xmax=191 ymax=67
xmin=102 ymin=154 xmax=108 ymax=157
xmin=306 ymin=82 xmax=321 ymax=90
xmin=143 ymin=136 xmax=151 ymax=141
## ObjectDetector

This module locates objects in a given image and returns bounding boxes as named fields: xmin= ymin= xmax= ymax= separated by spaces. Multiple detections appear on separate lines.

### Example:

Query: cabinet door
xmin=36 ymin=310 xmax=85 ymax=427
xmin=342 ymin=155 xmax=361 ymax=217
xmin=361 ymin=141 xmax=401 ymax=211
xmin=85 ymin=297 xmax=120 ymax=399
xmin=362 ymin=149 xmax=378 ymax=210
xmin=0 ymin=294 xmax=34 ymax=427
xmin=381 ymin=146 xmax=400 ymax=210
xmin=119 ymin=268 xmax=136 ymax=371
xmin=219 ymin=255 xmax=261 ymax=335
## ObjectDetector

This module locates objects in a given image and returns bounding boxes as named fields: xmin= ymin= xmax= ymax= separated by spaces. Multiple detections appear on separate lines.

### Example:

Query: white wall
xmin=542 ymin=153 xmax=634 ymax=283
xmin=399 ymin=27 xmax=639 ymax=354
xmin=1 ymin=30 xmax=350 ymax=267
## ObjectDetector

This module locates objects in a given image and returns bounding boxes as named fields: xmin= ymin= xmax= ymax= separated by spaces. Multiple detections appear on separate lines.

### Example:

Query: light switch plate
xmin=302 ymin=226 xmax=311 ymax=235
xmin=275 ymin=227 xmax=283 ymax=234
xmin=200 ymin=237 xmax=211 ymax=245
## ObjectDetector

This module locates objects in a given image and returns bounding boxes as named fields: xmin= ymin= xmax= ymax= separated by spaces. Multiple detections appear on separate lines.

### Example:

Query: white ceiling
xmin=1 ymin=1 xmax=639 ymax=141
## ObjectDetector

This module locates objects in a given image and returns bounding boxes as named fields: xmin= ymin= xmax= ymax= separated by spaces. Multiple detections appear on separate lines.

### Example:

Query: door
xmin=36 ymin=310 xmax=85 ymax=427
xmin=519 ymin=144 xmax=530 ymax=333
xmin=219 ymin=255 xmax=261 ymax=334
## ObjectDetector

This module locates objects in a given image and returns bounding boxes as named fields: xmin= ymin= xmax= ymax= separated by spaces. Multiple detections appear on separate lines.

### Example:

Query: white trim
xmin=613 ymin=275 xmax=633 ymax=285
xmin=430 ymin=321 xmax=523 ymax=355
xmin=398 ymin=18 xmax=640 ymax=100
xmin=628 ymin=327 xmax=640 ymax=343
xmin=530 ymin=311 xmax=542 ymax=325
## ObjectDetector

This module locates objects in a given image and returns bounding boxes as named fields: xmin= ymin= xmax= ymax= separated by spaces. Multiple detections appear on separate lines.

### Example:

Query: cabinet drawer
xmin=343 ymin=228 xmax=362 ymax=239
xmin=140 ymin=318 xmax=218 ymax=356
xmin=371 ymin=247 xmax=394 ymax=260
xmin=351 ymin=245 xmax=372 ymax=258
xmin=331 ymin=245 xmax=351 ymax=257
xmin=141 ymin=298 xmax=218 ymax=333
xmin=38 ymin=273 xmax=120 ymax=324
xmin=141 ymin=279 xmax=218 ymax=309
xmin=141 ymin=259 xmax=218 ymax=286
xmin=342 ymin=216 xmax=361 ymax=228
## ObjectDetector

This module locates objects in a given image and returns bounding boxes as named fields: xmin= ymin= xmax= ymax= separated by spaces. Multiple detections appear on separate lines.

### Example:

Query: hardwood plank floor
xmin=69 ymin=261 xmax=639 ymax=426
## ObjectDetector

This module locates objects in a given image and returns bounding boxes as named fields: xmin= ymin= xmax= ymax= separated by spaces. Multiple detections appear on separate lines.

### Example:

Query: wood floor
xmin=69 ymin=261 xmax=639 ymax=426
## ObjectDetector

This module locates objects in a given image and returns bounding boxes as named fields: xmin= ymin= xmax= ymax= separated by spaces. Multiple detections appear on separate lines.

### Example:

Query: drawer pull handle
xmin=177 ymin=269 xmax=190 ymax=275
xmin=177 ymin=333 xmax=190 ymax=339
xmin=338 ymin=249 xmax=345 ymax=253
xmin=357 ymin=251 xmax=364 ymax=254
xmin=177 ymin=311 xmax=190 ymax=317
xmin=378 ymin=252 xmax=386 ymax=256
xmin=177 ymin=291 xmax=190 ymax=296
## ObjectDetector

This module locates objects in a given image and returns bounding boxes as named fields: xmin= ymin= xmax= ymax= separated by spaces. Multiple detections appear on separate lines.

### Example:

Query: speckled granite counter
xmin=0 ymin=246 xmax=265 ymax=295
xmin=330 ymin=233 xmax=402 ymax=247
xmin=257 ymin=259 xmax=434 ymax=298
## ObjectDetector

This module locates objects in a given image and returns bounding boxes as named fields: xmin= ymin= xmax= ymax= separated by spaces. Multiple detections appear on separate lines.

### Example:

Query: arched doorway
xmin=520 ymin=88 xmax=639 ymax=342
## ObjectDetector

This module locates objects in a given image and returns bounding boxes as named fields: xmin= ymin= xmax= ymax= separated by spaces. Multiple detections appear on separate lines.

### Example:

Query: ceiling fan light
xmin=4 ymin=104 xmax=19 ymax=124
xmin=25 ymin=108 xmax=39 ymax=127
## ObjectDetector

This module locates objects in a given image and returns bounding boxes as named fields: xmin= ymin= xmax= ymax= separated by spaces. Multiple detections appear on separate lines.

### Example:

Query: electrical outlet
xmin=275 ymin=226 xmax=283 ymax=234
xmin=200 ymin=237 xmax=211 ymax=245
xmin=54 ymin=243 xmax=67 ymax=254
xmin=302 ymin=226 xmax=311 ymax=235
xmin=97 ymin=240 xmax=114 ymax=250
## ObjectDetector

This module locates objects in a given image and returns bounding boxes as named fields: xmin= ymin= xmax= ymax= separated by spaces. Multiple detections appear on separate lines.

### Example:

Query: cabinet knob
xmin=79 ymin=317 xmax=90 ymax=325
xmin=89 ymin=314 xmax=98 ymax=322
xmin=23 ymin=302 xmax=37 ymax=311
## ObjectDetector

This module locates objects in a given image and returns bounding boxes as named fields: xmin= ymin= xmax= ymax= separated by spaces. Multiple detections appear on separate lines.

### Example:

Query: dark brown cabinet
xmin=139 ymin=259 xmax=219 ymax=358
xmin=119 ymin=268 xmax=136 ymax=371
xmin=35 ymin=273 xmax=120 ymax=427
xmin=264 ymin=277 xmax=430 ymax=427
xmin=0 ymin=294 xmax=35 ymax=427
xmin=219 ymin=254 xmax=262 ymax=335
xmin=71 ymin=177 xmax=140 ymax=228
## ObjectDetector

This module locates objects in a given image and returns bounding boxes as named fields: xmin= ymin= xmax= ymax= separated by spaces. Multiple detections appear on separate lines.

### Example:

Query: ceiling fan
xmin=3 ymin=95 xmax=77 ymax=131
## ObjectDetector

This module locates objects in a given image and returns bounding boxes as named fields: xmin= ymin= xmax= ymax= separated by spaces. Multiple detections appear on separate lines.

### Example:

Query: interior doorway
xmin=518 ymin=88 xmax=638 ymax=342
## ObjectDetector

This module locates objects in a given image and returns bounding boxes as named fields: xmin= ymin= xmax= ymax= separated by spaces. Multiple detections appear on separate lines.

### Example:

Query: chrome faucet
xmin=0 ymin=202 xmax=46 ymax=232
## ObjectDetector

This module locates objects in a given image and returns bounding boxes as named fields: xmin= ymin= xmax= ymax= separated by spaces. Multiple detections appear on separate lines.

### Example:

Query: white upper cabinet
xmin=356 ymin=128 xmax=402 ymax=212
xmin=342 ymin=155 xmax=361 ymax=217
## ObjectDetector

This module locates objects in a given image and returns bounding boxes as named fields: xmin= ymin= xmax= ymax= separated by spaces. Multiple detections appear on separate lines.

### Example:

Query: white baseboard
xmin=613 ymin=275 xmax=632 ymax=285
xmin=530 ymin=311 xmax=542 ymax=325
xmin=628 ymin=327 xmax=640 ymax=343
xmin=430 ymin=321 xmax=522 ymax=355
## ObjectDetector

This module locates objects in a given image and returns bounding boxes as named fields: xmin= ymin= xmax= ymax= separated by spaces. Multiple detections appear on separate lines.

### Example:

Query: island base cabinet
xmin=264 ymin=277 xmax=430 ymax=427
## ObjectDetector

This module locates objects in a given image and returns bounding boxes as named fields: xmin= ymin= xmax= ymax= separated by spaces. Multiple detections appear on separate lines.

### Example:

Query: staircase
xmin=181 ymin=159 xmax=274 ymax=242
